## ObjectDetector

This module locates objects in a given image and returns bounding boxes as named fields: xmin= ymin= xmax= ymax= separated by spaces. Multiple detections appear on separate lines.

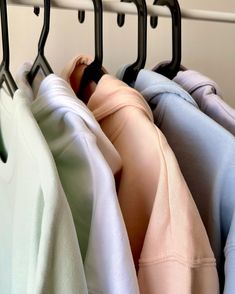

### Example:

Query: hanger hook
xmin=151 ymin=0 xmax=181 ymax=79
xmin=117 ymin=0 xmax=131 ymax=27
xmin=78 ymin=0 xmax=103 ymax=99
xmin=38 ymin=0 xmax=51 ymax=56
xmin=117 ymin=0 xmax=147 ymax=84
xmin=0 ymin=0 xmax=17 ymax=96
xmin=76 ymin=0 xmax=102 ymax=66
xmin=27 ymin=0 xmax=53 ymax=85
xmin=78 ymin=10 xmax=85 ymax=23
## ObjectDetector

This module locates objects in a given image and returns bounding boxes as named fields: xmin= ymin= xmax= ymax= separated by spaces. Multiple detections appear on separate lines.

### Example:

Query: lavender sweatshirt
xmin=173 ymin=70 xmax=235 ymax=136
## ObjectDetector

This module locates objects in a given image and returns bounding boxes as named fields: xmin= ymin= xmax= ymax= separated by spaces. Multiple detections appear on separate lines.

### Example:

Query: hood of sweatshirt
xmin=173 ymin=70 xmax=222 ymax=97
xmin=61 ymin=55 xmax=154 ymax=133
xmin=16 ymin=62 xmax=122 ymax=176
xmin=134 ymin=69 xmax=199 ymax=108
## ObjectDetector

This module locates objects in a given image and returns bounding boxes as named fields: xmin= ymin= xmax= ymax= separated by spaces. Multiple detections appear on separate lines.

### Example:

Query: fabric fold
xmin=16 ymin=63 xmax=139 ymax=294
xmin=62 ymin=55 xmax=219 ymax=294
xmin=173 ymin=70 xmax=235 ymax=136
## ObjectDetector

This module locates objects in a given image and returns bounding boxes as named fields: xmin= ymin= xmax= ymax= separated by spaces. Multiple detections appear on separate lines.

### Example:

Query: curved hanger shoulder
xmin=0 ymin=0 xmax=17 ymax=97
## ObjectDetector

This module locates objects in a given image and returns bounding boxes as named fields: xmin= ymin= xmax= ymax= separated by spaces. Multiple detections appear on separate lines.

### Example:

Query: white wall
xmin=4 ymin=1 xmax=235 ymax=107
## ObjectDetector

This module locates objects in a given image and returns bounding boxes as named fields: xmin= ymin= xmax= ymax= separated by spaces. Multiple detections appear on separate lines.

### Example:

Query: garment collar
xmin=16 ymin=62 xmax=122 ymax=175
xmin=62 ymin=55 xmax=154 ymax=123
xmin=134 ymin=69 xmax=198 ymax=108
xmin=173 ymin=70 xmax=222 ymax=96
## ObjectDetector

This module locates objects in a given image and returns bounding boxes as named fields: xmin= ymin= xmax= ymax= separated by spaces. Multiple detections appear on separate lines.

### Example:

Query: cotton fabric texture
xmin=16 ymin=63 xmax=139 ymax=294
xmin=62 ymin=55 xmax=219 ymax=294
xmin=133 ymin=69 xmax=235 ymax=294
xmin=0 ymin=87 xmax=88 ymax=294
xmin=173 ymin=70 xmax=235 ymax=136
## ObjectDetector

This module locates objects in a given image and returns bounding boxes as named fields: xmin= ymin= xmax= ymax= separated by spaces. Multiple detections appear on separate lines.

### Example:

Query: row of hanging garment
xmin=1 ymin=0 xmax=235 ymax=293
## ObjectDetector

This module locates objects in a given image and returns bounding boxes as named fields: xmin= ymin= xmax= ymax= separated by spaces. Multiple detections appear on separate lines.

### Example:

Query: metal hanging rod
xmin=6 ymin=0 xmax=235 ymax=24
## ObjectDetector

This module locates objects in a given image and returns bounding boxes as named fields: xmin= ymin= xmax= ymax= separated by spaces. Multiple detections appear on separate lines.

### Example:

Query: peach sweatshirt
xmin=61 ymin=56 xmax=219 ymax=294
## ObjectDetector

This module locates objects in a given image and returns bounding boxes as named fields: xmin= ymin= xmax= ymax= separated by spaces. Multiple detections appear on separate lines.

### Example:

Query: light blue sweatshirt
xmin=132 ymin=69 xmax=235 ymax=293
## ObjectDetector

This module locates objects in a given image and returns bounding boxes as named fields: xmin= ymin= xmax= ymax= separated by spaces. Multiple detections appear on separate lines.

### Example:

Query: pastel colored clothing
xmin=134 ymin=69 xmax=235 ymax=293
xmin=62 ymin=56 xmax=219 ymax=294
xmin=173 ymin=70 xmax=235 ymax=136
xmin=0 ymin=88 xmax=88 ymax=294
xmin=16 ymin=63 xmax=139 ymax=294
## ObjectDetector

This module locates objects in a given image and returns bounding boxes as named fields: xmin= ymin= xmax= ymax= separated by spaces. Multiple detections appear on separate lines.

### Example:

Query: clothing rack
xmin=7 ymin=0 xmax=235 ymax=24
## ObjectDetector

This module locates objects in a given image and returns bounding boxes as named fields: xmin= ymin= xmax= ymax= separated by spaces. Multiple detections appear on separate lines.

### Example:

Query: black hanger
xmin=78 ymin=10 xmax=85 ymax=24
xmin=0 ymin=0 xmax=17 ymax=97
xmin=150 ymin=0 xmax=181 ymax=79
xmin=78 ymin=0 xmax=104 ymax=99
xmin=27 ymin=0 xmax=53 ymax=85
xmin=117 ymin=0 xmax=147 ymax=85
